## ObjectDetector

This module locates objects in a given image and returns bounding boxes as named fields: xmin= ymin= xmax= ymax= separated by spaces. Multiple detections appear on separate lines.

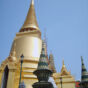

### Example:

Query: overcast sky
xmin=0 ymin=0 xmax=88 ymax=80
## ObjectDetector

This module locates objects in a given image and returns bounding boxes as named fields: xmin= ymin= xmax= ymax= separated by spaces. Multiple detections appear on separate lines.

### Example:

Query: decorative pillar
xmin=32 ymin=40 xmax=54 ymax=88
xmin=7 ymin=68 xmax=16 ymax=88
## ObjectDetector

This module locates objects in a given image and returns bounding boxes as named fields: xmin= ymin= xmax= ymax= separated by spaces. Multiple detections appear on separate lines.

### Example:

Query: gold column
xmin=7 ymin=69 xmax=16 ymax=88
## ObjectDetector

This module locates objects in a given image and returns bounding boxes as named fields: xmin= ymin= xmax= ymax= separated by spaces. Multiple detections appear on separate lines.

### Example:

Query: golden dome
xmin=20 ymin=0 xmax=40 ymax=32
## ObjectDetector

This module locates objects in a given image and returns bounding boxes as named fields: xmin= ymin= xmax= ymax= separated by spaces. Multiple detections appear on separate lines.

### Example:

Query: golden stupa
xmin=0 ymin=0 xmax=75 ymax=88
xmin=0 ymin=0 xmax=42 ymax=88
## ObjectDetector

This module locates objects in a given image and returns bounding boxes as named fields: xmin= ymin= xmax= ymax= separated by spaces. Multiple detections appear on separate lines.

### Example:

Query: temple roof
xmin=20 ymin=0 xmax=40 ymax=32
xmin=61 ymin=60 xmax=70 ymax=76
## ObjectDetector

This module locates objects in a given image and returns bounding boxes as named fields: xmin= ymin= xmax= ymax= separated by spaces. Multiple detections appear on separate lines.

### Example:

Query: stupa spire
xmin=37 ymin=40 xmax=49 ymax=70
xmin=20 ymin=0 xmax=40 ymax=32
xmin=48 ymin=53 xmax=56 ymax=73
xmin=33 ymin=40 xmax=53 ymax=88
xmin=31 ymin=0 xmax=34 ymax=5
xmin=62 ymin=59 xmax=65 ymax=68
xmin=81 ymin=56 xmax=88 ymax=82
xmin=61 ymin=59 xmax=70 ymax=75
xmin=43 ymin=33 xmax=49 ymax=63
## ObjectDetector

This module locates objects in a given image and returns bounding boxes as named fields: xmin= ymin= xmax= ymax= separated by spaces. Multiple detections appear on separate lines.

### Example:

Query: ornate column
xmin=32 ymin=40 xmax=54 ymax=88
xmin=7 ymin=68 xmax=16 ymax=88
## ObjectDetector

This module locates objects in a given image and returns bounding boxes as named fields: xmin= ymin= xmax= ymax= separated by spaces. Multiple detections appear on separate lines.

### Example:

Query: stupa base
xmin=32 ymin=82 xmax=53 ymax=88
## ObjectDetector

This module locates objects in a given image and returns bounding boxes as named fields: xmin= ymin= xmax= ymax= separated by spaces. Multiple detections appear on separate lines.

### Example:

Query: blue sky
xmin=0 ymin=0 xmax=88 ymax=80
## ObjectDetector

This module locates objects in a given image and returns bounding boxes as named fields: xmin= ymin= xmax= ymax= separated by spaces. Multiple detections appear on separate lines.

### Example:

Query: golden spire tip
xmin=63 ymin=59 xmax=65 ymax=65
xmin=81 ymin=56 xmax=83 ymax=61
xmin=62 ymin=59 xmax=66 ymax=68
xmin=31 ymin=0 xmax=34 ymax=5
xmin=20 ymin=0 xmax=40 ymax=32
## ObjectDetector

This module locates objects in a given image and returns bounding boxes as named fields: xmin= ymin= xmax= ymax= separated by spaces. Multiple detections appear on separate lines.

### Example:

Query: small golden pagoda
xmin=53 ymin=60 xmax=75 ymax=88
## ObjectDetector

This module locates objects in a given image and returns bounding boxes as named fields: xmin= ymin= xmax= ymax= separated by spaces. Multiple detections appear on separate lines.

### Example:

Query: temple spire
xmin=62 ymin=59 xmax=65 ymax=68
xmin=43 ymin=30 xmax=49 ymax=62
xmin=48 ymin=53 xmax=56 ymax=73
xmin=81 ymin=56 xmax=88 ymax=82
xmin=33 ymin=41 xmax=53 ymax=88
xmin=20 ymin=0 xmax=40 ymax=32
xmin=61 ymin=59 xmax=66 ymax=72
xmin=31 ymin=0 xmax=34 ymax=5
xmin=37 ymin=40 xmax=49 ymax=70
xmin=61 ymin=59 xmax=70 ymax=75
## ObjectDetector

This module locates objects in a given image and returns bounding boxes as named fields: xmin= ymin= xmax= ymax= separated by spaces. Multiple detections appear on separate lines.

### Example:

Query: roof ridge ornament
xmin=62 ymin=59 xmax=66 ymax=68
xmin=61 ymin=59 xmax=70 ymax=75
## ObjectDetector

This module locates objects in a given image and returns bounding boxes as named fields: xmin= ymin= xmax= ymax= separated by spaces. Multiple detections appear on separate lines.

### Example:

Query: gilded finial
xmin=61 ymin=59 xmax=70 ymax=75
xmin=81 ymin=56 xmax=83 ymax=62
xmin=63 ymin=59 xmax=65 ymax=65
xmin=31 ymin=0 xmax=34 ymax=5
xmin=62 ymin=59 xmax=65 ymax=68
